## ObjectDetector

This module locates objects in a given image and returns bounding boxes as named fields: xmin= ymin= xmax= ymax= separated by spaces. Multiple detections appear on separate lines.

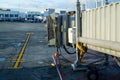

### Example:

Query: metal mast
xmin=71 ymin=0 xmax=83 ymax=70
xmin=75 ymin=0 xmax=81 ymax=65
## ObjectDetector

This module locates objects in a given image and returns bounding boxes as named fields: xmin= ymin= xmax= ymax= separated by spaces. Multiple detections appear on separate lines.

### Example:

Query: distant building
xmin=95 ymin=0 xmax=109 ymax=8
xmin=0 ymin=8 xmax=56 ymax=23
xmin=44 ymin=8 xmax=55 ymax=17
xmin=0 ymin=8 xmax=43 ymax=22
xmin=0 ymin=8 xmax=19 ymax=21
xmin=96 ymin=0 xmax=102 ymax=8
xmin=26 ymin=11 xmax=41 ymax=22
xmin=102 ymin=0 xmax=109 ymax=6
xmin=60 ymin=11 xmax=66 ymax=14
xmin=48 ymin=8 xmax=55 ymax=14
xmin=19 ymin=12 xmax=27 ymax=22
xmin=81 ymin=4 xmax=86 ymax=11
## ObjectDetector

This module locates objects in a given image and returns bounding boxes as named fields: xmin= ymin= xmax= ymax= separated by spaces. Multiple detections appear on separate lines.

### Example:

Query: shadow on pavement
xmin=0 ymin=66 xmax=59 ymax=80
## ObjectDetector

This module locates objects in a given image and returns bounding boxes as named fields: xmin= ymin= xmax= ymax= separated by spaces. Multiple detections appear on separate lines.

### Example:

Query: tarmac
xmin=0 ymin=22 xmax=59 ymax=80
xmin=0 ymin=22 xmax=120 ymax=80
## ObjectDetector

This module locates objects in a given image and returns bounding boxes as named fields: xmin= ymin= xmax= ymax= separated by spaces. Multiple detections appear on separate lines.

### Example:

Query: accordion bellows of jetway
xmin=46 ymin=2 xmax=120 ymax=57
xmin=81 ymin=2 xmax=120 ymax=57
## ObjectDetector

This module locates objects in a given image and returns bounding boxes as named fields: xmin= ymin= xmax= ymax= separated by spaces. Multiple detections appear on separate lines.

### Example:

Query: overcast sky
xmin=0 ymin=0 xmax=76 ymax=12
xmin=0 ymin=0 xmax=119 ymax=12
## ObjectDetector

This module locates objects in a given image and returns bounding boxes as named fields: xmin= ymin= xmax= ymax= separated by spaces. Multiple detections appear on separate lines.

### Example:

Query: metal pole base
xmin=71 ymin=63 xmax=87 ymax=71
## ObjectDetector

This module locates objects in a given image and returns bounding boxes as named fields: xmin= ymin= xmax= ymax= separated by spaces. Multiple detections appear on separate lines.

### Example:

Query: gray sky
xmin=0 ymin=0 xmax=75 ymax=12
xmin=0 ymin=0 xmax=119 ymax=12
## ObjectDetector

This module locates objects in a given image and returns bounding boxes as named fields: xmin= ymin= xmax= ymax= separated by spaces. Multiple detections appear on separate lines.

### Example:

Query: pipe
xmin=79 ymin=37 xmax=120 ymax=52
xmin=76 ymin=0 xmax=81 ymax=37
xmin=74 ymin=0 xmax=81 ymax=65
xmin=52 ymin=56 xmax=64 ymax=80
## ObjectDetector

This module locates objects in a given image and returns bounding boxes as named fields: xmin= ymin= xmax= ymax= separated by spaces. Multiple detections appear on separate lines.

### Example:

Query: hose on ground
xmin=63 ymin=45 xmax=76 ymax=54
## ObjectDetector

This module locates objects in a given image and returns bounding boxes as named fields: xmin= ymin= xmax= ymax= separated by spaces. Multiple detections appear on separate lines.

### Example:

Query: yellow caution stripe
xmin=13 ymin=33 xmax=31 ymax=69
xmin=77 ymin=43 xmax=86 ymax=53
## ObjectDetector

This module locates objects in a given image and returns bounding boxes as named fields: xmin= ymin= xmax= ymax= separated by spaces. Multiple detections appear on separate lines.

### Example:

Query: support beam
xmin=75 ymin=0 xmax=81 ymax=65
xmin=79 ymin=37 xmax=120 ymax=57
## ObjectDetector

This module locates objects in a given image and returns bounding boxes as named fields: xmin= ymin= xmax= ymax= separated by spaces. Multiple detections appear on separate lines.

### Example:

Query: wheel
xmin=113 ymin=57 xmax=120 ymax=67
xmin=87 ymin=70 xmax=99 ymax=80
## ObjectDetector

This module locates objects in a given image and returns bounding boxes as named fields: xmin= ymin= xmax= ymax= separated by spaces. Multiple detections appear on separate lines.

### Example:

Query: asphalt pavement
xmin=0 ymin=22 xmax=59 ymax=80
xmin=0 ymin=22 xmax=120 ymax=80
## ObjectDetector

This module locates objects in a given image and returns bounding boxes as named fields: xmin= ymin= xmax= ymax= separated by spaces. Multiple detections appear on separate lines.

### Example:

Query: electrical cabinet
xmin=68 ymin=27 xmax=76 ymax=44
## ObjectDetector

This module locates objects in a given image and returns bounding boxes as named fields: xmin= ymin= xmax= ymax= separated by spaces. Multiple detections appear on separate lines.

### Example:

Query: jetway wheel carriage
xmin=113 ymin=57 xmax=120 ymax=67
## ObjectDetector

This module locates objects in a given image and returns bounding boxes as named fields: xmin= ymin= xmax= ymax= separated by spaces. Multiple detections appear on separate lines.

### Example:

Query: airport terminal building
xmin=0 ymin=8 xmax=43 ymax=22
xmin=0 ymin=9 xmax=19 ymax=21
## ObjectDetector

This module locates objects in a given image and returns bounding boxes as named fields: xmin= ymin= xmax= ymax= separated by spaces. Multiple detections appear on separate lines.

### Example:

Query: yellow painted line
xmin=7 ymin=60 xmax=24 ymax=62
xmin=27 ymin=32 xmax=34 ymax=34
xmin=13 ymin=33 xmax=31 ymax=69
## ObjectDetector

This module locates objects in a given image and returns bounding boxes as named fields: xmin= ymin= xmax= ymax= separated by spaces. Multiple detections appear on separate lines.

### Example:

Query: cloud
xmin=0 ymin=0 xmax=119 ymax=12
xmin=0 ymin=0 xmax=76 ymax=12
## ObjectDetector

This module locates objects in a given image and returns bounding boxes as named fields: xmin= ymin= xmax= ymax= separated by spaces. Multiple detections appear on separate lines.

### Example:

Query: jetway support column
xmin=71 ymin=0 xmax=87 ymax=70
